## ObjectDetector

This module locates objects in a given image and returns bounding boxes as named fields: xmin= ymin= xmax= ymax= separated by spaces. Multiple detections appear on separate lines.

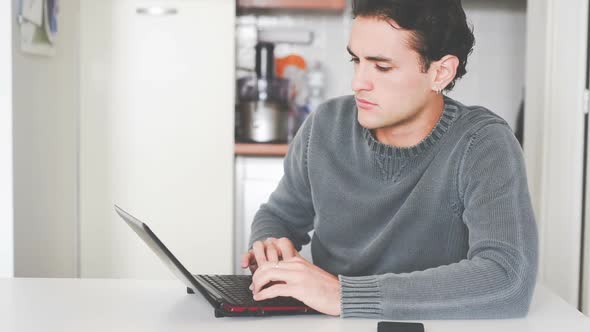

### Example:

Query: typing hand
xmin=250 ymin=256 xmax=341 ymax=316
xmin=240 ymin=237 xmax=298 ymax=274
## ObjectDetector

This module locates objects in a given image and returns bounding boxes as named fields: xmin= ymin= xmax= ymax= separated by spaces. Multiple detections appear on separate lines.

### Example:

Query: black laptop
xmin=114 ymin=205 xmax=317 ymax=317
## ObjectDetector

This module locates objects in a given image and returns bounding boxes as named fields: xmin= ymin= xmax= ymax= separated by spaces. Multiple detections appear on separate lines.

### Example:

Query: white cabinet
xmin=80 ymin=0 xmax=235 ymax=278
xmin=234 ymin=156 xmax=312 ymax=274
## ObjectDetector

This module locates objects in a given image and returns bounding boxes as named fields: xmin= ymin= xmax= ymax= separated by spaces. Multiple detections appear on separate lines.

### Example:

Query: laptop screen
xmin=114 ymin=205 xmax=199 ymax=291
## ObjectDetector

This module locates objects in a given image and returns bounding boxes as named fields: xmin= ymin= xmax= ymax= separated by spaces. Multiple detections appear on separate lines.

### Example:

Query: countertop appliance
xmin=236 ymin=42 xmax=290 ymax=143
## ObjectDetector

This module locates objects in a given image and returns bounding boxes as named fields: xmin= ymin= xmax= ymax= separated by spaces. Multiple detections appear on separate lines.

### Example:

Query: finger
xmin=256 ymin=258 xmax=304 ymax=275
xmin=248 ymin=252 xmax=259 ymax=274
xmin=240 ymin=251 xmax=252 ymax=268
xmin=282 ymin=255 xmax=307 ymax=265
xmin=275 ymin=237 xmax=297 ymax=259
xmin=252 ymin=258 xmax=306 ymax=287
xmin=252 ymin=267 xmax=299 ymax=295
xmin=265 ymin=237 xmax=277 ymax=243
xmin=266 ymin=242 xmax=279 ymax=263
xmin=253 ymin=284 xmax=294 ymax=302
xmin=248 ymin=261 xmax=258 ymax=274
xmin=252 ymin=241 xmax=268 ymax=266
xmin=248 ymin=252 xmax=258 ymax=265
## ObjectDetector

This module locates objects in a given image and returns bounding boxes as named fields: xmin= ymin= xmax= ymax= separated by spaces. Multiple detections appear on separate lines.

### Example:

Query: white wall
xmin=0 ymin=0 xmax=14 ymax=278
xmin=11 ymin=0 xmax=80 ymax=277
xmin=449 ymin=0 xmax=526 ymax=131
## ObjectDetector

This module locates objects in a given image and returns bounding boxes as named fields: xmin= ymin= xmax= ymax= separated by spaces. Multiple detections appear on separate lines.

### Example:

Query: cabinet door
xmin=235 ymin=157 xmax=312 ymax=274
xmin=80 ymin=0 xmax=235 ymax=278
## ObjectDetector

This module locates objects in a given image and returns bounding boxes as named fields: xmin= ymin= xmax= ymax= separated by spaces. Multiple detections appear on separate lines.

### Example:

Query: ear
xmin=430 ymin=55 xmax=459 ymax=93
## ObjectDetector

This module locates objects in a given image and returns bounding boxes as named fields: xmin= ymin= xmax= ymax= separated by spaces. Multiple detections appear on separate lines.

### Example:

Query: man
xmin=241 ymin=0 xmax=538 ymax=319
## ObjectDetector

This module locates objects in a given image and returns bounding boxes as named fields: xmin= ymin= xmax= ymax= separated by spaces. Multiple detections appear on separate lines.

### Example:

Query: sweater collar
xmin=361 ymin=95 xmax=459 ymax=159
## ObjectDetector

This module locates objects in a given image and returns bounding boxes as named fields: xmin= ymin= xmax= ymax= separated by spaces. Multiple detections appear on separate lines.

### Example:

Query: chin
xmin=357 ymin=113 xmax=382 ymax=129
xmin=356 ymin=113 xmax=373 ymax=129
xmin=357 ymin=112 xmax=398 ymax=130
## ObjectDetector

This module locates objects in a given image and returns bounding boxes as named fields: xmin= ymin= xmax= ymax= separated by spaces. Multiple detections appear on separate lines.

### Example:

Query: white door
xmin=525 ymin=0 xmax=588 ymax=311
xmin=80 ymin=0 xmax=235 ymax=278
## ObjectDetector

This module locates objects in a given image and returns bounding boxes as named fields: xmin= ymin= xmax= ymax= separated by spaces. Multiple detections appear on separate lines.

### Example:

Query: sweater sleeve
xmin=248 ymin=111 xmax=316 ymax=251
xmin=339 ymin=123 xmax=539 ymax=319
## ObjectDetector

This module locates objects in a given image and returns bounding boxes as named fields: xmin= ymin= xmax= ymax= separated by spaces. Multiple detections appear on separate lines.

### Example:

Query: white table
xmin=1 ymin=278 xmax=589 ymax=332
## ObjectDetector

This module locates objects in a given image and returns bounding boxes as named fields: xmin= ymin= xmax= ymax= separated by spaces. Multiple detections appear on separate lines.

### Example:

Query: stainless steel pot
xmin=237 ymin=101 xmax=289 ymax=143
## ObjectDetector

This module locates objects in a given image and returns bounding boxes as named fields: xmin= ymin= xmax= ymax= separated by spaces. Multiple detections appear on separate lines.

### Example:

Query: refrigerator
xmin=79 ymin=0 xmax=235 ymax=278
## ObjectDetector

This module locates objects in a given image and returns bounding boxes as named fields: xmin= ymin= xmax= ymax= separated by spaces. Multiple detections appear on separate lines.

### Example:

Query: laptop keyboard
xmin=198 ymin=274 xmax=307 ymax=307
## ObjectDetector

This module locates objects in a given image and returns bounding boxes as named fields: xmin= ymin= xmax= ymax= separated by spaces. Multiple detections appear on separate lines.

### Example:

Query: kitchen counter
xmin=234 ymin=143 xmax=289 ymax=156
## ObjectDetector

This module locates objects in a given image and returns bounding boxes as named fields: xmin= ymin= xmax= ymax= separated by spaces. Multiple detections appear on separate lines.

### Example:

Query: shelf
xmin=237 ymin=0 xmax=346 ymax=11
xmin=235 ymin=143 xmax=289 ymax=156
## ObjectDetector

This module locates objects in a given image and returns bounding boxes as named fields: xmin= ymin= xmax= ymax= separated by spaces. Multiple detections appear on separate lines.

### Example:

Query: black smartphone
xmin=377 ymin=321 xmax=424 ymax=332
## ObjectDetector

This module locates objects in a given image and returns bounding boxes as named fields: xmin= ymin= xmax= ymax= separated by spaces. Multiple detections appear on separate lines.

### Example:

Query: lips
xmin=355 ymin=97 xmax=377 ymax=110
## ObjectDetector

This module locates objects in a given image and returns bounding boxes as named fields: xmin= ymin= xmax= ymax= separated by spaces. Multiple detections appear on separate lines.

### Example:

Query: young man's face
xmin=348 ymin=16 xmax=436 ymax=130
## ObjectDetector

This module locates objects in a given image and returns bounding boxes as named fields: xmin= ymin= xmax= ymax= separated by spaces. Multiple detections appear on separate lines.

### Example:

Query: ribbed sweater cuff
xmin=338 ymin=275 xmax=383 ymax=318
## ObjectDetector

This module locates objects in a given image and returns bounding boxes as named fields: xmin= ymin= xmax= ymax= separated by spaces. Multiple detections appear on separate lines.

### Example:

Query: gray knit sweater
xmin=249 ymin=95 xmax=538 ymax=319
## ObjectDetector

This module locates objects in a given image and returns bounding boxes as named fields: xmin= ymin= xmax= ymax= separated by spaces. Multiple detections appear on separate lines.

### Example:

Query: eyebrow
xmin=346 ymin=46 xmax=393 ymax=63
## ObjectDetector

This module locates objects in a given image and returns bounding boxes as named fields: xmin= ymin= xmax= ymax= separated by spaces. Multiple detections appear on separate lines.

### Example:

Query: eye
xmin=349 ymin=57 xmax=359 ymax=64
xmin=375 ymin=64 xmax=392 ymax=72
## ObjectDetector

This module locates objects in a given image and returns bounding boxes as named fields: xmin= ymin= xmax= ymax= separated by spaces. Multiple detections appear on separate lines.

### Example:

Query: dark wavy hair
xmin=352 ymin=0 xmax=475 ymax=91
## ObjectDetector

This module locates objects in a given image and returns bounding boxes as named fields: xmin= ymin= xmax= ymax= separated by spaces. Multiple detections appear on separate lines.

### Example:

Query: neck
xmin=373 ymin=95 xmax=445 ymax=147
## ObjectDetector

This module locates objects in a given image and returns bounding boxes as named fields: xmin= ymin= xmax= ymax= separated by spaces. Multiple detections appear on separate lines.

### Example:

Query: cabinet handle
xmin=136 ymin=7 xmax=178 ymax=16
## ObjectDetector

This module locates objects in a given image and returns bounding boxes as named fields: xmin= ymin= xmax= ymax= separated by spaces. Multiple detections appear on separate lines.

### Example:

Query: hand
xmin=250 ymin=256 xmax=341 ymax=316
xmin=241 ymin=237 xmax=298 ymax=273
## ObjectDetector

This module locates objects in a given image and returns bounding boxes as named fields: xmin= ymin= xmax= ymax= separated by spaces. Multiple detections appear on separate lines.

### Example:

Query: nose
xmin=351 ymin=64 xmax=373 ymax=93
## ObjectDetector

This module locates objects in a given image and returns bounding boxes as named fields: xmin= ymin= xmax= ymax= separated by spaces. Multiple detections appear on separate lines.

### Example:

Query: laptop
xmin=114 ymin=205 xmax=317 ymax=317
